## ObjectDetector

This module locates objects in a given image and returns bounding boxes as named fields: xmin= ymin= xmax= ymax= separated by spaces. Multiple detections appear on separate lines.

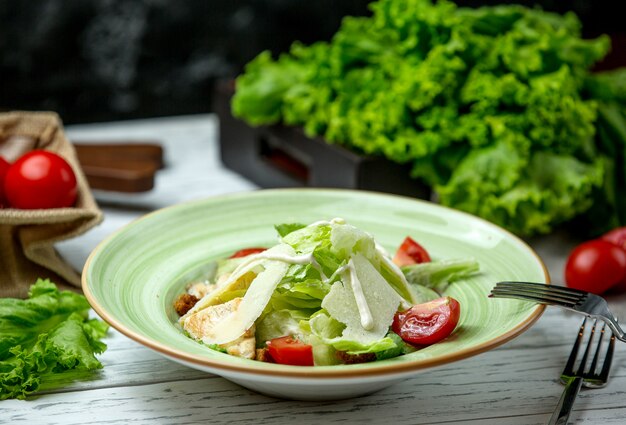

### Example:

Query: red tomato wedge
xmin=393 ymin=236 xmax=431 ymax=267
xmin=229 ymin=247 xmax=267 ymax=258
xmin=392 ymin=296 xmax=460 ymax=346
xmin=266 ymin=336 xmax=314 ymax=366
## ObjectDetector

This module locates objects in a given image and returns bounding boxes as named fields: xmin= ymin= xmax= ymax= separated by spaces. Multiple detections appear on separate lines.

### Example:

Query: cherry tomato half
xmin=392 ymin=296 xmax=460 ymax=346
xmin=393 ymin=236 xmax=431 ymax=267
xmin=565 ymin=239 xmax=626 ymax=294
xmin=0 ymin=156 xmax=9 ymax=207
xmin=229 ymin=247 xmax=267 ymax=258
xmin=4 ymin=150 xmax=77 ymax=209
xmin=266 ymin=335 xmax=314 ymax=366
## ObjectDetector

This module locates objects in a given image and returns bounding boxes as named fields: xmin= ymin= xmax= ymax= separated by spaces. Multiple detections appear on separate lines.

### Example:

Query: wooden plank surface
xmin=3 ymin=114 xmax=624 ymax=424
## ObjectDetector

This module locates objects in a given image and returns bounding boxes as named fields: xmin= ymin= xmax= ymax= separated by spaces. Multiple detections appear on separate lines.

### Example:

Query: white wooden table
xmin=3 ymin=114 xmax=626 ymax=424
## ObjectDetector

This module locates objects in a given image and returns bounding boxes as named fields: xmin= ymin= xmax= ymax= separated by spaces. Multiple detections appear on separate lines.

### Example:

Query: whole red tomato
xmin=565 ymin=239 xmax=626 ymax=294
xmin=0 ymin=156 xmax=10 ymax=207
xmin=4 ymin=150 xmax=78 ymax=209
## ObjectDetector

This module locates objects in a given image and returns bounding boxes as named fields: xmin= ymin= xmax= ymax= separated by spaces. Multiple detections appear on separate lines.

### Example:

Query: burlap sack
xmin=0 ymin=111 xmax=103 ymax=298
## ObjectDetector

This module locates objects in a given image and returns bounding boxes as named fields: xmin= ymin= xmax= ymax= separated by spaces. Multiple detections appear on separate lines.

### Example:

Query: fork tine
xmin=490 ymin=282 xmax=586 ymax=307
xmin=598 ymin=327 xmax=615 ymax=383
xmin=494 ymin=282 xmax=586 ymax=301
xmin=496 ymin=281 xmax=588 ymax=296
xmin=587 ymin=323 xmax=605 ymax=374
xmin=576 ymin=319 xmax=597 ymax=376
xmin=563 ymin=318 xmax=587 ymax=377
xmin=490 ymin=288 xmax=579 ymax=307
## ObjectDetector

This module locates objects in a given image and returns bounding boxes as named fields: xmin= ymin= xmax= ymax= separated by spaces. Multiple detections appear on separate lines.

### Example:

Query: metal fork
xmin=489 ymin=281 xmax=626 ymax=342
xmin=548 ymin=318 xmax=615 ymax=425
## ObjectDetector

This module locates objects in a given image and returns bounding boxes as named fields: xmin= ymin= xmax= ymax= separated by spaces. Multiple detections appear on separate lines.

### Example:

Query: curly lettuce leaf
xmin=232 ymin=0 xmax=614 ymax=236
xmin=0 ymin=280 xmax=108 ymax=400
xmin=437 ymin=143 xmax=604 ymax=235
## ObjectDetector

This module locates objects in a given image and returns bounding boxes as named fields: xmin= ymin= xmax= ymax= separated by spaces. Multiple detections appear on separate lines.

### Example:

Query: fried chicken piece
xmin=182 ymin=297 xmax=257 ymax=359
xmin=255 ymin=348 xmax=273 ymax=363
xmin=174 ymin=293 xmax=199 ymax=316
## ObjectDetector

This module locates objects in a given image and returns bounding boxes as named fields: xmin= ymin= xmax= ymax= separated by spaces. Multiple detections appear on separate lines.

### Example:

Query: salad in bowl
xmin=175 ymin=218 xmax=478 ymax=366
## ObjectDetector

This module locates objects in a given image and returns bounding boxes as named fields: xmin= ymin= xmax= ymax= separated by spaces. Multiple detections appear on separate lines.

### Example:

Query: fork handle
xmin=548 ymin=377 xmax=583 ymax=425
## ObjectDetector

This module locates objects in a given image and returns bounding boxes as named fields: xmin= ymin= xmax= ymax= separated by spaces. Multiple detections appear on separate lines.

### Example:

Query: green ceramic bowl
xmin=83 ymin=189 xmax=548 ymax=400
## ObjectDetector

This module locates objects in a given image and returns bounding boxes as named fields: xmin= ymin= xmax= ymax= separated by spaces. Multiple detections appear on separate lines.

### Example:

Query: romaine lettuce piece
xmin=275 ymin=223 xmax=306 ymax=238
xmin=255 ymin=310 xmax=308 ymax=345
xmin=402 ymin=258 xmax=480 ymax=293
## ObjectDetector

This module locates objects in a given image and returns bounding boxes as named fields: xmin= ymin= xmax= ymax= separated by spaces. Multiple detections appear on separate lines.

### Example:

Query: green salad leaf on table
xmin=232 ymin=0 xmax=626 ymax=237
xmin=0 ymin=279 xmax=109 ymax=400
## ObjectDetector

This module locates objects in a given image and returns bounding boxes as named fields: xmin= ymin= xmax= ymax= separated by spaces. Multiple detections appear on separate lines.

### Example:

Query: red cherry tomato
xmin=4 ymin=150 xmax=77 ymax=209
xmin=0 ymin=156 xmax=10 ymax=207
xmin=229 ymin=247 xmax=267 ymax=258
xmin=565 ymin=239 xmax=626 ymax=294
xmin=392 ymin=296 xmax=460 ymax=346
xmin=266 ymin=335 xmax=314 ymax=366
xmin=602 ymin=227 xmax=626 ymax=251
xmin=393 ymin=236 xmax=431 ymax=267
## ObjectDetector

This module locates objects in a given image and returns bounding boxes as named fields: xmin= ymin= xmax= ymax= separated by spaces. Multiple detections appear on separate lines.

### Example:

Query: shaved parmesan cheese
xmin=322 ymin=253 xmax=402 ymax=345
xmin=181 ymin=243 xmax=293 ymax=320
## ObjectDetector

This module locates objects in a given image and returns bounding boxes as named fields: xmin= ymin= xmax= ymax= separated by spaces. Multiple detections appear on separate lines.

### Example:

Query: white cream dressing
xmin=344 ymin=258 xmax=375 ymax=330
xmin=307 ymin=217 xmax=346 ymax=227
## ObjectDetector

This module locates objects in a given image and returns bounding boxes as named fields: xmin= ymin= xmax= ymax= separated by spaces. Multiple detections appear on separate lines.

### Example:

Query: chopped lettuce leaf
xmin=256 ymin=310 xmax=308 ymax=345
xmin=308 ymin=334 xmax=341 ymax=365
xmin=308 ymin=311 xmax=398 ymax=357
xmin=282 ymin=223 xmax=332 ymax=253
xmin=0 ymin=279 xmax=108 ymax=400
xmin=375 ymin=332 xmax=417 ymax=360
xmin=308 ymin=310 xmax=346 ymax=340
xmin=402 ymin=258 xmax=480 ymax=293
xmin=330 ymin=223 xmax=376 ymax=259
xmin=411 ymin=284 xmax=441 ymax=304
xmin=275 ymin=223 xmax=306 ymax=238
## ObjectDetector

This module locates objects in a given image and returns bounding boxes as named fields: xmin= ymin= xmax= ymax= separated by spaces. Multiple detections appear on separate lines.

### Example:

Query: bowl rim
xmin=82 ymin=188 xmax=548 ymax=379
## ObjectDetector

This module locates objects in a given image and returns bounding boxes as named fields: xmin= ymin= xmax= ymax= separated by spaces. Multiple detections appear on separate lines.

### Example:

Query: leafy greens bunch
xmin=232 ymin=0 xmax=624 ymax=236
xmin=0 ymin=279 xmax=109 ymax=400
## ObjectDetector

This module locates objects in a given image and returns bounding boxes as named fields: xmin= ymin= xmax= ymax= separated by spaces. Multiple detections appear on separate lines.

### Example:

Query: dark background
xmin=1 ymin=0 xmax=623 ymax=125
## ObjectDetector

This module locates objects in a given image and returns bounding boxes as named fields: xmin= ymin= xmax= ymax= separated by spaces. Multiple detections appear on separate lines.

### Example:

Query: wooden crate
xmin=214 ymin=81 xmax=430 ymax=199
